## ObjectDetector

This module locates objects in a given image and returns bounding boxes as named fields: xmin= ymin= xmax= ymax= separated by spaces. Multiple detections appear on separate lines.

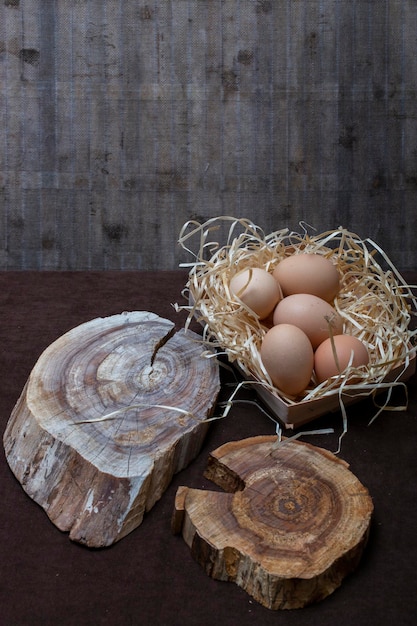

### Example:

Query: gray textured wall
xmin=1 ymin=1 xmax=416 ymax=270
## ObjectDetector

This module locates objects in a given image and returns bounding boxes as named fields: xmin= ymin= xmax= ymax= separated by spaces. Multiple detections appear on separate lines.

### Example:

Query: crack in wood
xmin=150 ymin=326 xmax=176 ymax=366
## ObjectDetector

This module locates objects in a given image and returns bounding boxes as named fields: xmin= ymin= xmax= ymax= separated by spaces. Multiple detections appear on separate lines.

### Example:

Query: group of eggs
xmin=229 ymin=253 xmax=369 ymax=397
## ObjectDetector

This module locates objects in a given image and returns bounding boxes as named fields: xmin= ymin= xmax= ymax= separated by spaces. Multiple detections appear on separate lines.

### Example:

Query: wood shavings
xmin=177 ymin=217 xmax=417 ymax=408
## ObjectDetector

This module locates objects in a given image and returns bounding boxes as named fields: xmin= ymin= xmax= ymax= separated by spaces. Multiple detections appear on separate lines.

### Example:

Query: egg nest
xmin=178 ymin=217 xmax=417 ymax=406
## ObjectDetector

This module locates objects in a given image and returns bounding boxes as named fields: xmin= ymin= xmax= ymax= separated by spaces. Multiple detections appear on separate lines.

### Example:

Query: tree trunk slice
xmin=3 ymin=311 xmax=220 ymax=547
xmin=172 ymin=435 xmax=373 ymax=610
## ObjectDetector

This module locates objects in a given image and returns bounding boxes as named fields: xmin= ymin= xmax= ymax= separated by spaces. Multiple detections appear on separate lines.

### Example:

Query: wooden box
xmin=236 ymin=354 xmax=416 ymax=429
xmin=179 ymin=220 xmax=417 ymax=430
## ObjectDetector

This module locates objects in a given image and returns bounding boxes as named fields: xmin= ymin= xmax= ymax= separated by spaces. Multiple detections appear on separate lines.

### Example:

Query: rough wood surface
xmin=172 ymin=435 xmax=373 ymax=610
xmin=3 ymin=311 xmax=220 ymax=547
xmin=1 ymin=2 xmax=417 ymax=271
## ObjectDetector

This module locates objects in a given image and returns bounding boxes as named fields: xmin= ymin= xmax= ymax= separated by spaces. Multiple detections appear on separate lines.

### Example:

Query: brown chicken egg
xmin=314 ymin=334 xmax=370 ymax=383
xmin=272 ymin=293 xmax=343 ymax=349
xmin=229 ymin=267 xmax=282 ymax=319
xmin=260 ymin=323 xmax=314 ymax=396
xmin=273 ymin=253 xmax=340 ymax=302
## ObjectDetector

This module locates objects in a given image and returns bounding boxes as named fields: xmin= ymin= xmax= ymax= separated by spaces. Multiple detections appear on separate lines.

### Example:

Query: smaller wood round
xmin=3 ymin=311 xmax=220 ymax=547
xmin=172 ymin=435 xmax=373 ymax=610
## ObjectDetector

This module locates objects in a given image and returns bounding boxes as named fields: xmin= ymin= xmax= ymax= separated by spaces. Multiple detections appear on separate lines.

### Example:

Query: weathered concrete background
xmin=1 ymin=1 xmax=416 ymax=270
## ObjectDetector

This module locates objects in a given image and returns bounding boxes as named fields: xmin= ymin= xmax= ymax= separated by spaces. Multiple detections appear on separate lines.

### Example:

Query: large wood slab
xmin=3 ymin=311 xmax=220 ymax=547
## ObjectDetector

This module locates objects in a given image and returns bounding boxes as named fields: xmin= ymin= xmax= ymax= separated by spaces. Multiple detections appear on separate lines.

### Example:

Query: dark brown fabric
xmin=1 ymin=271 xmax=416 ymax=625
